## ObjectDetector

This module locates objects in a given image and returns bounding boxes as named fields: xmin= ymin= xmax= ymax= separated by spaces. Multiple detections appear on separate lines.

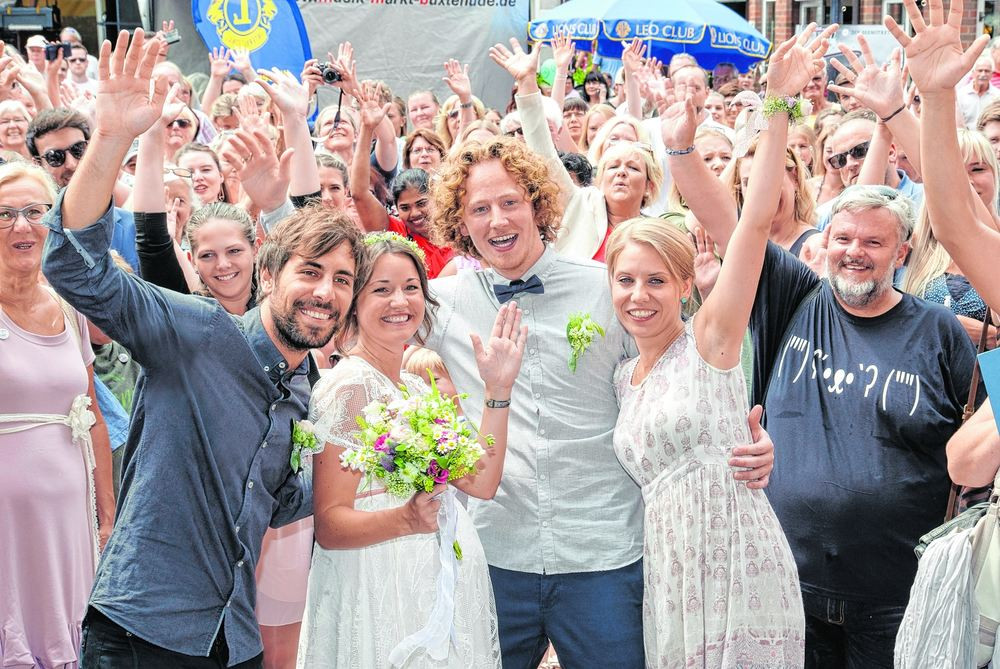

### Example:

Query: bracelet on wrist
xmin=762 ymin=95 xmax=810 ymax=123
xmin=664 ymin=146 xmax=695 ymax=156
xmin=459 ymin=101 xmax=474 ymax=109
xmin=879 ymin=104 xmax=906 ymax=124
xmin=485 ymin=398 xmax=511 ymax=409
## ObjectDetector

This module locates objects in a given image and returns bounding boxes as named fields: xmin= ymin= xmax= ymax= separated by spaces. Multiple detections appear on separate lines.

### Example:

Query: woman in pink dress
xmin=0 ymin=161 xmax=115 ymax=667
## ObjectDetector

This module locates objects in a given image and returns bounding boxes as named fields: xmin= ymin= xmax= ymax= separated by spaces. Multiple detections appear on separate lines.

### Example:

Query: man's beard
xmin=828 ymin=254 xmax=896 ymax=308
xmin=271 ymin=298 xmax=341 ymax=351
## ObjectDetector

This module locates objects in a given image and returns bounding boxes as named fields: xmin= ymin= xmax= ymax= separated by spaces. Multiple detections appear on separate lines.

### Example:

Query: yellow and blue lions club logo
xmin=206 ymin=0 xmax=277 ymax=51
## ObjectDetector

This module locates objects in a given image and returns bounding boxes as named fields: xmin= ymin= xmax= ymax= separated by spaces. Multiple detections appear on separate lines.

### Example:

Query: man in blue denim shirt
xmin=41 ymin=32 xmax=366 ymax=668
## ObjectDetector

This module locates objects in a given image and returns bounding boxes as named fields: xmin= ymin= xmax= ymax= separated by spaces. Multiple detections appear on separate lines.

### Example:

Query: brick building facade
xmin=742 ymin=0 xmax=993 ymax=49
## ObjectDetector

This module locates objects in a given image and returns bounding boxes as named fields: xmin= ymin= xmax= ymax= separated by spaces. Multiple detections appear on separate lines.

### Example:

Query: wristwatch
xmin=485 ymin=398 xmax=511 ymax=409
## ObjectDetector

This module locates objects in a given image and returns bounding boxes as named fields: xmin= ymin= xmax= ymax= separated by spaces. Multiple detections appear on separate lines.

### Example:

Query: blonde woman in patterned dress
xmin=606 ymin=28 xmax=834 ymax=668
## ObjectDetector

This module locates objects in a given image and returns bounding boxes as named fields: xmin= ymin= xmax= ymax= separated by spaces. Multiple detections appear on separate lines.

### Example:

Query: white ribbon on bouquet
xmin=389 ymin=486 xmax=460 ymax=666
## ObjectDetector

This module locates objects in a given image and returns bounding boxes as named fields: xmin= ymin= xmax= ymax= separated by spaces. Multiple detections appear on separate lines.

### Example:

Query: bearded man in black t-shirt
xmin=747 ymin=185 xmax=977 ymax=668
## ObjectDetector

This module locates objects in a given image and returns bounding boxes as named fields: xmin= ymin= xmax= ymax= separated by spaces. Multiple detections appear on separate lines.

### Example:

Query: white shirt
xmin=425 ymin=247 xmax=644 ymax=574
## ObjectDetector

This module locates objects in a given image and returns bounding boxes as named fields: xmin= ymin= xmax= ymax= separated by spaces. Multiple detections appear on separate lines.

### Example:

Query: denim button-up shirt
xmin=425 ymin=246 xmax=643 ymax=574
xmin=41 ymin=193 xmax=312 ymax=665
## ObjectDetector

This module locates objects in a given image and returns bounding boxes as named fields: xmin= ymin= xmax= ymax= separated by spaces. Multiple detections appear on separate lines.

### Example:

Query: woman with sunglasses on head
xmin=0 ymin=159 xmax=115 ymax=669
xmin=492 ymin=40 xmax=663 ymax=262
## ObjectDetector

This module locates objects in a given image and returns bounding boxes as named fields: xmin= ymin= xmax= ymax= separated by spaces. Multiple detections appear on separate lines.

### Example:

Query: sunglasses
xmin=505 ymin=127 xmax=524 ymax=137
xmin=827 ymin=141 xmax=870 ymax=170
xmin=66 ymin=57 xmax=87 ymax=64
xmin=447 ymin=109 xmax=460 ymax=120
xmin=41 ymin=140 xmax=87 ymax=168
xmin=167 ymin=118 xmax=193 ymax=130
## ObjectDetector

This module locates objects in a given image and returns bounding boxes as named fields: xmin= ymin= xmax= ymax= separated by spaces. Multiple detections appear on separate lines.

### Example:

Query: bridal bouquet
xmin=341 ymin=376 xmax=492 ymax=499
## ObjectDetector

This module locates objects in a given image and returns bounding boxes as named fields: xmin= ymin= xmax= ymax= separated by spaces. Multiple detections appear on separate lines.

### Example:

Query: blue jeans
xmin=803 ymin=591 xmax=906 ymax=669
xmin=488 ymin=560 xmax=644 ymax=669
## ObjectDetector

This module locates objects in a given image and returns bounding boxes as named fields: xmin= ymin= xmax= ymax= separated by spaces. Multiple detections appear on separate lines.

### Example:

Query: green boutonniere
xmin=290 ymin=419 xmax=322 ymax=473
xmin=566 ymin=312 xmax=605 ymax=372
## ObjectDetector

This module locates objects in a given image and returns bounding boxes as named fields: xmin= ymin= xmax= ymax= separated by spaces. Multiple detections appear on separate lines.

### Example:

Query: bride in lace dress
xmin=298 ymin=235 xmax=526 ymax=668
xmin=604 ymin=31 xmax=834 ymax=668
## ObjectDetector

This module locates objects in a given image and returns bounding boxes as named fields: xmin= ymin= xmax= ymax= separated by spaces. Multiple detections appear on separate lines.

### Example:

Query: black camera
xmin=317 ymin=62 xmax=342 ymax=84
xmin=45 ymin=42 xmax=71 ymax=61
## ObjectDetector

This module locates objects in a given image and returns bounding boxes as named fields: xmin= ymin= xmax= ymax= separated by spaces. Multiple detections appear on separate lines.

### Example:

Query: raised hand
xmin=489 ymin=38 xmax=540 ymax=86
xmin=300 ymin=58 xmax=323 ymax=99
xmin=764 ymin=22 xmax=837 ymax=98
xmin=356 ymin=80 xmax=390 ymax=130
xmin=157 ymin=83 xmax=186 ymax=127
xmin=692 ymin=225 xmax=721 ymax=299
xmin=828 ymin=37 xmax=905 ymax=119
xmin=257 ymin=67 xmax=309 ymax=118
xmin=234 ymin=93 xmax=267 ymax=134
xmin=209 ymin=46 xmax=231 ymax=78
xmin=328 ymin=42 xmax=360 ymax=97
xmin=471 ymin=301 xmax=527 ymax=395
xmin=219 ymin=126 xmax=292 ymax=213
xmin=96 ymin=30 xmax=168 ymax=143
xmin=551 ymin=33 xmax=575 ymax=71
xmin=660 ymin=90 xmax=698 ymax=151
xmin=231 ymin=47 xmax=254 ymax=78
xmin=0 ymin=53 xmax=18 ymax=102
xmin=886 ymin=0 xmax=988 ymax=92
xmin=15 ymin=59 xmax=47 ymax=98
xmin=154 ymin=20 xmax=174 ymax=60
xmin=621 ymin=39 xmax=646 ymax=75
xmin=442 ymin=59 xmax=472 ymax=100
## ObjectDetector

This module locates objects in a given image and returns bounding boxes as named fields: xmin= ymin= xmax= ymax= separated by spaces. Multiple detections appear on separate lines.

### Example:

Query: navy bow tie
xmin=493 ymin=274 xmax=544 ymax=303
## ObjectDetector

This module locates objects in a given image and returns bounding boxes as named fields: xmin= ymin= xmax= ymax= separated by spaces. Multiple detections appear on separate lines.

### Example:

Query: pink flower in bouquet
xmin=428 ymin=459 xmax=449 ymax=484
xmin=374 ymin=434 xmax=390 ymax=452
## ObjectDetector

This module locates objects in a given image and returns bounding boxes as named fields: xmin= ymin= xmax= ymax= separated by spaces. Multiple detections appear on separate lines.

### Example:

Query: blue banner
xmin=191 ymin=0 xmax=312 ymax=75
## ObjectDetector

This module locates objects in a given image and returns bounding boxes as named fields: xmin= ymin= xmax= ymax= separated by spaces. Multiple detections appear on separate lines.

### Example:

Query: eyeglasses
xmin=167 ymin=118 xmax=193 ymax=130
xmin=827 ymin=141 xmax=870 ymax=170
xmin=0 ymin=117 xmax=27 ymax=125
xmin=0 ymin=203 xmax=52 ymax=228
xmin=164 ymin=167 xmax=193 ymax=178
xmin=66 ymin=57 xmax=87 ymax=64
xmin=41 ymin=140 xmax=87 ymax=168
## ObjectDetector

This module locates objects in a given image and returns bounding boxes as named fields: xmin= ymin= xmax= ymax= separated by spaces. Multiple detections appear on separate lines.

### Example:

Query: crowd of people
xmin=2 ymin=0 xmax=1000 ymax=667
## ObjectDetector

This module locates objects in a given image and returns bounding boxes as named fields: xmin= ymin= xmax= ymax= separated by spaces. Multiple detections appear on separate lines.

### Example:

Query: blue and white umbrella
xmin=528 ymin=0 xmax=770 ymax=71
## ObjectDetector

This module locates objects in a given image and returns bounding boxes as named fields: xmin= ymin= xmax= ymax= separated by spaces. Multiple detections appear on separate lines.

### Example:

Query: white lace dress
xmin=298 ymin=357 xmax=501 ymax=669
xmin=613 ymin=320 xmax=804 ymax=668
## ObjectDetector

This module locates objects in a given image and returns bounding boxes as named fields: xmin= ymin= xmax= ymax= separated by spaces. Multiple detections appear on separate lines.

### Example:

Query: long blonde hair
xmin=903 ymin=129 xmax=1000 ymax=297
